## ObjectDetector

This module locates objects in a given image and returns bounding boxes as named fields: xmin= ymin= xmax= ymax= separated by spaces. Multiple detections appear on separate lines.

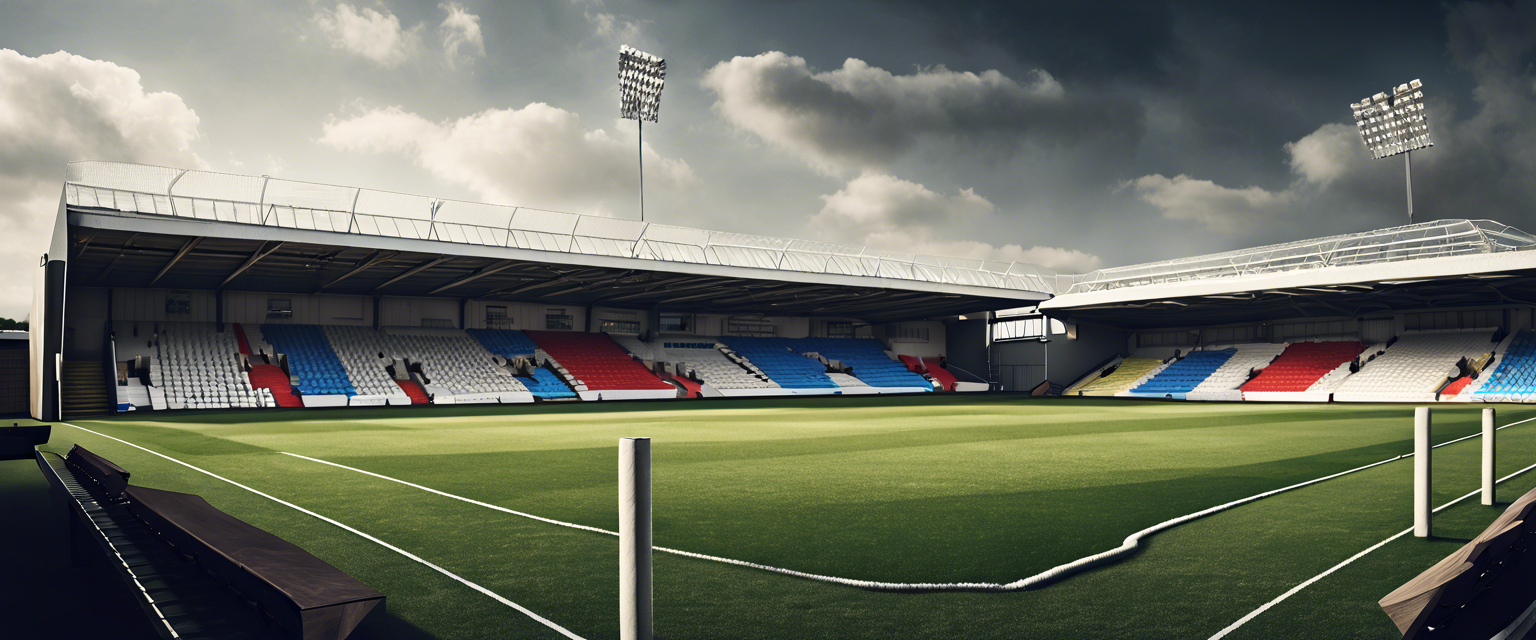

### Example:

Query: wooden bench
xmin=1380 ymin=485 xmax=1536 ymax=638
xmin=37 ymin=446 xmax=383 ymax=640
xmin=126 ymin=485 xmax=384 ymax=640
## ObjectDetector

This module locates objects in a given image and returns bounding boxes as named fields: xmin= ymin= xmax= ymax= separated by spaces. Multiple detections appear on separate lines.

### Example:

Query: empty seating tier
xmin=797 ymin=338 xmax=933 ymax=390
xmin=1188 ymin=343 xmax=1287 ymax=395
xmin=1475 ymin=331 xmax=1536 ymax=401
xmin=1075 ymin=358 xmax=1162 ymax=396
xmin=525 ymin=331 xmax=672 ymax=391
xmin=323 ymin=326 xmax=409 ymax=401
xmin=1241 ymin=341 xmax=1366 ymax=393
xmin=370 ymin=329 xmax=529 ymax=398
xmin=722 ymin=337 xmax=836 ymax=389
xmin=1334 ymin=330 xmax=1496 ymax=401
xmin=148 ymin=322 xmax=270 ymax=410
xmin=1132 ymin=349 xmax=1235 ymax=396
xmin=261 ymin=324 xmax=356 ymax=396
xmin=662 ymin=340 xmax=778 ymax=390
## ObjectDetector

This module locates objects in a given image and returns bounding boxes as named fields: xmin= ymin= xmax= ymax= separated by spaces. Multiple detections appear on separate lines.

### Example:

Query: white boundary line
xmin=59 ymin=422 xmax=586 ymax=640
xmin=281 ymin=415 xmax=1536 ymax=593
xmin=1209 ymin=458 xmax=1536 ymax=639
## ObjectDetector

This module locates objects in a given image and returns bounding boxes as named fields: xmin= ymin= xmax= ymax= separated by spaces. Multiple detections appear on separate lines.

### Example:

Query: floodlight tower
xmin=618 ymin=45 xmax=667 ymax=222
xmin=1350 ymin=79 xmax=1433 ymax=224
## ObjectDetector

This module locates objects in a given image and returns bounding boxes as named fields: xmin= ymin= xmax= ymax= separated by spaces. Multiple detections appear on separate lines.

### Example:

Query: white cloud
xmin=1126 ymin=174 xmax=1295 ymax=233
xmin=0 ymin=49 xmax=204 ymax=318
xmin=573 ymin=0 xmax=641 ymax=42
xmin=585 ymin=10 xmax=640 ymax=42
xmin=319 ymin=103 xmax=696 ymax=214
xmin=313 ymin=3 xmax=424 ymax=67
xmin=702 ymin=52 xmax=1088 ymax=175
xmin=810 ymin=173 xmax=1102 ymax=272
xmin=1285 ymin=123 xmax=1360 ymax=187
xmin=439 ymin=2 xmax=485 ymax=68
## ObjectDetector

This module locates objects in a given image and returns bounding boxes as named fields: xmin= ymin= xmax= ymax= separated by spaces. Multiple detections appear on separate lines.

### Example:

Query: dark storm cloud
xmin=700 ymin=51 xmax=1141 ymax=175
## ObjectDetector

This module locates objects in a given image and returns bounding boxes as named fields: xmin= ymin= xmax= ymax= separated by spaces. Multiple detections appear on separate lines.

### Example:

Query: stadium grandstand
xmin=25 ymin=161 xmax=1033 ymax=420
xmin=980 ymin=219 xmax=1536 ymax=405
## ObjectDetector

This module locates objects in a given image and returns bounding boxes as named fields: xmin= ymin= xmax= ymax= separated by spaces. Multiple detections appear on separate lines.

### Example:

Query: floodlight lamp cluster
xmin=619 ymin=45 xmax=666 ymax=123
xmin=1351 ymin=78 xmax=1432 ymax=159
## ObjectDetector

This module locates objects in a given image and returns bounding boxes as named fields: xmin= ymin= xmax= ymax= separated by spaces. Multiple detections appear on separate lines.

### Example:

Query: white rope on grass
xmin=280 ymin=414 xmax=1536 ymax=592
xmin=1208 ymin=457 xmax=1536 ymax=639
xmin=59 ymin=423 xmax=586 ymax=640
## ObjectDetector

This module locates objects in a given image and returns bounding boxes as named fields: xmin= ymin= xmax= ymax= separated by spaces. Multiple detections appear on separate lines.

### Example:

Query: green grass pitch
xmin=15 ymin=395 xmax=1536 ymax=638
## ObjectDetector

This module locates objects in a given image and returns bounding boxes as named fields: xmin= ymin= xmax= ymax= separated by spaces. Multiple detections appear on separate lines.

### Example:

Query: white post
xmin=1415 ymin=407 xmax=1431 ymax=538
xmin=619 ymin=437 xmax=653 ymax=640
xmin=1484 ymin=407 xmax=1496 ymax=506
xmin=1404 ymin=150 xmax=1413 ymax=225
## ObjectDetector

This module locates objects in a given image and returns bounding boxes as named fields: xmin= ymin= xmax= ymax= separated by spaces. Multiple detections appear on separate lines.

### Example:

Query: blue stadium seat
xmin=260 ymin=324 xmax=357 ymax=397
xmin=1475 ymin=332 xmax=1536 ymax=400
xmin=517 ymin=368 xmax=578 ymax=399
xmin=722 ymin=337 xmax=837 ymax=389
xmin=1130 ymin=349 xmax=1236 ymax=397
xmin=796 ymin=338 xmax=933 ymax=390
xmin=466 ymin=329 xmax=540 ymax=358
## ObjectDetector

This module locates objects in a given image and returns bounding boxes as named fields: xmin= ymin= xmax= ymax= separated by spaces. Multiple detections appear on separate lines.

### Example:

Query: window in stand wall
xmin=546 ymin=309 xmax=574 ymax=331
xmin=166 ymin=291 xmax=192 ymax=317
xmin=266 ymin=298 xmax=292 ymax=321
xmin=827 ymin=321 xmax=854 ymax=339
xmin=600 ymin=319 xmax=641 ymax=334
xmin=660 ymin=313 xmax=692 ymax=333
xmin=485 ymin=305 xmax=512 ymax=329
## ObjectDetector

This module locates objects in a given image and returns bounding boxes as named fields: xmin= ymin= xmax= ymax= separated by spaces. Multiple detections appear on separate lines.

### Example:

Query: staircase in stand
xmin=394 ymin=380 xmax=430 ymax=405
xmin=248 ymin=364 xmax=302 ymax=407
xmin=62 ymin=361 xmax=112 ymax=419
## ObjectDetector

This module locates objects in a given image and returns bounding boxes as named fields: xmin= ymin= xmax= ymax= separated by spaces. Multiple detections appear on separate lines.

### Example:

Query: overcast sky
xmin=1 ymin=0 xmax=1534 ymax=319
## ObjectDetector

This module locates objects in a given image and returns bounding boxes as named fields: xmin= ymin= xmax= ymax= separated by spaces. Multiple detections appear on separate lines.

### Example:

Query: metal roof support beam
xmin=602 ymin=277 xmax=729 ymax=303
xmin=318 ymin=250 xmax=397 ymax=291
xmin=149 ymin=237 xmax=203 ymax=286
xmin=374 ymin=256 xmax=455 ymax=291
xmin=221 ymin=241 xmax=285 ymax=287
xmin=428 ymin=261 xmax=520 ymax=295
xmin=711 ymin=284 xmax=832 ymax=305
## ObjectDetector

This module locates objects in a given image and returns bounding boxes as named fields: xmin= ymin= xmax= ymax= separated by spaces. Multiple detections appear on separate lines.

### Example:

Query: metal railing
xmin=63 ymin=161 xmax=1057 ymax=293
xmin=1063 ymin=219 xmax=1536 ymax=294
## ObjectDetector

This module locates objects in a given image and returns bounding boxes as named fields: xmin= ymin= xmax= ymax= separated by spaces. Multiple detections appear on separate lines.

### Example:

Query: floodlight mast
xmin=618 ymin=45 xmax=667 ymax=223
xmin=1350 ymin=79 xmax=1433 ymax=224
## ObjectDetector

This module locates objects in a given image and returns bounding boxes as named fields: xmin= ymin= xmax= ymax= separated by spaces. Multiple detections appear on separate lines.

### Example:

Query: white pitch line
xmin=1209 ymin=458 xmax=1536 ymax=640
xmin=280 ymin=414 xmax=1536 ymax=593
xmin=60 ymin=423 xmax=585 ymax=640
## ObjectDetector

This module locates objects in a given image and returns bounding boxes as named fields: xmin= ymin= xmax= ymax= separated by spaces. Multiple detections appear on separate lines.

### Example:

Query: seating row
xmin=146 ymin=322 xmax=272 ymax=409
xmin=525 ymin=330 xmax=673 ymax=391
xmin=1191 ymin=343 xmax=1287 ymax=393
xmin=721 ymin=337 xmax=837 ymax=389
xmin=1475 ymin=331 xmax=1536 ymax=401
xmin=797 ymin=338 xmax=932 ymax=389
xmin=1242 ymin=341 xmax=1366 ymax=393
xmin=1334 ymin=330 xmax=1495 ymax=399
xmin=1076 ymin=358 xmax=1163 ymax=396
xmin=261 ymin=324 xmax=356 ymax=396
xmin=1132 ymin=349 xmax=1234 ymax=396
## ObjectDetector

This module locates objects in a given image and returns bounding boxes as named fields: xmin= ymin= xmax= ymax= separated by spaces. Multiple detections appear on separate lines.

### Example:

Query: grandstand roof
xmin=59 ymin=162 xmax=1049 ymax=321
xmin=1041 ymin=219 xmax=1536 ymax=329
